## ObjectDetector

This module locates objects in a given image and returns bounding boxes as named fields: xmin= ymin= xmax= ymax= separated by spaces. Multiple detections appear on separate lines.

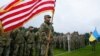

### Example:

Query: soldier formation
xmin=0 ymin=15 xmax=91 ymax=56
xmin=0 ymin=15 xmax=54 ymax=56
xmin=53 ymin=32 xmax=90 ymax=51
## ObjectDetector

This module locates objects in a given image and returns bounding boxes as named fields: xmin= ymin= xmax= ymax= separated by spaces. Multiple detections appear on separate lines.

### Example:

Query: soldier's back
xmin=26 ymin=31 xmax=35 ymax=44
xmin=15 ymin=29 xmax=25 ymax=44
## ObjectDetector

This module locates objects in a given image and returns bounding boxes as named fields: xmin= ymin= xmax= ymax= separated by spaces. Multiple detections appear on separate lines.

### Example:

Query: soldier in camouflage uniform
xmin=2 ymin=32 xmax=11 ymax=56
xmin=12 ymin=27 xmax=25 ymax=56
xmin=70 ymin=33 xmax=76 ymax=50
xmin=9 ymin=30 xmax=16 ymax=56
xmin=25 ymin=26 xmax=35 ymax=56
xmin=53 ymin=35 xmax=57 ymax=48
xmin=90 ymin=40 xmax=96 ymax=51
xmin=0 ymin=29 xmax=11 ymax=56
xmin=79 ymin=35 xmax=85 ymax=48
xmin=63 ymin=33 xmax=68 ymax=50
xmin=0 ymin=29 xmax=5 ymax=56
xmin=35 ymin=31 xmax=41 ymax=56
xmin=9 ymin=28 xmax=21 ymax=56
xmin=70 ymin=32 xmax=79 ymax=50
xmin=39 ymin=15 xmax=54 ymax=56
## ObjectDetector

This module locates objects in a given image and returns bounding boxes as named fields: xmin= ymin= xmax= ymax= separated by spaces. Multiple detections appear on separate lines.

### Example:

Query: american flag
xmin=0 ymin=0 xmax=55 ymax=32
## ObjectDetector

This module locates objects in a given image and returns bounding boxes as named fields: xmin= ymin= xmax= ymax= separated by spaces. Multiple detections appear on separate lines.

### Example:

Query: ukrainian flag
xmin=89 ymin=28 xmax=100 ymax=42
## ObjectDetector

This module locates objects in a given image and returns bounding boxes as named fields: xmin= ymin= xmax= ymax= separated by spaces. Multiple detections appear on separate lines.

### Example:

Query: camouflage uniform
xmin=70 ymin=32 xmax=79 ymax=50
xmin=35 ymin=32 xmax=41 ymax=56
xmin=25 ymin=30 xmax=35 ymax=56
xmin=79 ymin=35 xmax=85 ymax=48
xmin=0 ymin=35 xmax=5 ymax=56
xmin=12 ymin=28 xmax=25 ymax=56
xmin=9 ymin=29 xmax=18 ymax=56
xmin=63 ymin=34 xmax=68 ymax=50
xmin=2 ymin=33 xmax=11 ymax=56
xmin=53 ymin=36 xmax=57 ymax=48
xmin=39 ymin=21 xmax=54 ymax=56
xmin=9 ymin=31 xmax=15 ymax=56
xmin=90 ymin=40 xmax=96 ymax=51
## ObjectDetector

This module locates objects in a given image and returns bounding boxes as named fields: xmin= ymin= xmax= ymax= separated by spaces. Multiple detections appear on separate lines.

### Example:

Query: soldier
xmin=2 ymin=32 xmax=11 ymax=56
xmin=25 ymin=26 xmax=35 ymax=56
xmin=55 ymin=36 xmax=59 ymax=48
xmin=79 ymin=35 xmax=85 ymax=48
xmin=58 ymin=35 xmax=63 ymax=49
xmin=89 ymin=32 xmax=97 ymax=51
xmin=9 ymin=30 xmax=16 ymax=56
xmin=62 ymin=34 xmax=68 ymax=50
xmin=12 ymin=27 xmax=25 ymax=56
xmin=71 ymin=32 xmax=79 ymax=50
xmin=0 ymin=29 xmax=6 ymax=56
xmin=53 ymin=35 xmax=57 ymax=48
xmin=9 ymin=28 xmax=20 ymax=56
xmin=35 ymin=31 xmax=41 ymax=56
xmin=90 ymin=40 xmax=96 ymax=51
xmin=39 ymin=15 xmax=54 ymax=56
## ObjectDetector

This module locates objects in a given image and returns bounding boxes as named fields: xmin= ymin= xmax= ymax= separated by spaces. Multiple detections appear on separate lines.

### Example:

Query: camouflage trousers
xmin=35 ymin=43 xmax=41 ymax=56
xmin=25 ymin=43 xmax=35 ymax=56
xmin=40 ymin=43 xmax=53 ymax=56
xmin=9 ymin=41 xmax=15 ymax=56
xmin=91 ymin=43 xmax=96 ymax=51
xmin=2 ymin=46 xmax=10 ymax=56
xmin=0 ymin=46 xmax=4 ymax=56
xmin=12 ymin=44 xmax=24 ymax=56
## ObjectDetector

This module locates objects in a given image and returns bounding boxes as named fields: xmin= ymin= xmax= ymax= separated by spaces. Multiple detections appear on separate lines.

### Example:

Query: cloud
xmin=53 ymin=0 xmax=100 ymax=34
xmin=1 ymin=0 xmax=100 ymax=34
xmin=0 ymin=0 xmax=13 ymax=7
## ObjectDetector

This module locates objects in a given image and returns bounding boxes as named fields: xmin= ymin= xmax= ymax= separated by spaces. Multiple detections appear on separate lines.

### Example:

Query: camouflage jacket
xmin=25 ymin=31 xmax=35 ymax=44
xmin=0 ymin=36 xmax=6 ymax=46
xmin=14 ymin=29 xmax=25 ymax=44
xmin=39 ymin=22 xmax=54 ymax=42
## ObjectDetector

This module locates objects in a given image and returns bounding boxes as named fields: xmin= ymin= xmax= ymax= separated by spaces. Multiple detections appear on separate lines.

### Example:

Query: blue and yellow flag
xmin=89 ymin=28 xmax=100 ymax=42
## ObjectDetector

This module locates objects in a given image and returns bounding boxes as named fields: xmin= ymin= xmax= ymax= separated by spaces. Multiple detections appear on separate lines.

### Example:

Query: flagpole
xmin=0 ymin=20 xmax=3 ymax=35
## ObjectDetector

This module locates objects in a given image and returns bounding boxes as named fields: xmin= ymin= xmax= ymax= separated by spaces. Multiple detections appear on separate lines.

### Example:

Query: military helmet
xmin=44 ymin=15 xmax=51 ymax=18
xmin=29 ymin=26 xmax=33 ymax=28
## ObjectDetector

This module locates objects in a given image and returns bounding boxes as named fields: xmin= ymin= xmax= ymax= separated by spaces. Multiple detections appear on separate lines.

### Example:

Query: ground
xmin=54 ymin=43 xmax=100 ymax=56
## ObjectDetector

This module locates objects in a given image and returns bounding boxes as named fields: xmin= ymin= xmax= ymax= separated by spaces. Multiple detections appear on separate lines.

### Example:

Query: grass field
xmin=54 ymin=43 xmax=100 ymax=56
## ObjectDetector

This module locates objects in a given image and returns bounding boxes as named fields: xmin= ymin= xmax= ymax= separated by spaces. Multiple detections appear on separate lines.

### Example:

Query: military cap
xmin=29 ymin=26 xmax=33 ymax=28
xmin=44 ymin=15 xmax=51 ymax=18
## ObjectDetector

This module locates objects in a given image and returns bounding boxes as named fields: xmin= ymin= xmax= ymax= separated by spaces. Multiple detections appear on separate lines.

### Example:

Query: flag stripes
xmin=0 ymin=0 xmax=55 ymax=32
xmin=4 ymin=0 xmax=22 ymax=11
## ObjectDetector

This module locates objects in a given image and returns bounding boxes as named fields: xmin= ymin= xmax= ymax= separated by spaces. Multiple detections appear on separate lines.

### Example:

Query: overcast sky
xmin=0 ymin=0 xmax=100 ymax=34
